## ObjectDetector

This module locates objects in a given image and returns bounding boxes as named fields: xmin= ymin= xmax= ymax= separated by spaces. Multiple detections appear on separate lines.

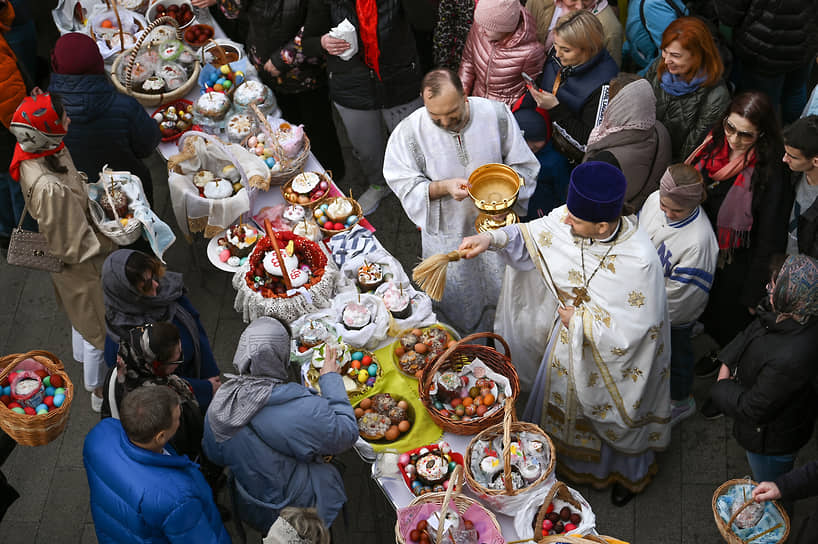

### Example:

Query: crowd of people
xmin=1 ymin=0 xmax=818 ymax=542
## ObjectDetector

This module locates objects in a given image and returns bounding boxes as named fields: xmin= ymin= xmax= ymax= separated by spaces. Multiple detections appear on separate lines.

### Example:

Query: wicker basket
xmin=110 ymin=16 xmax=201 ymax=107
xmin=88 ymin=168 xmax=144 ymax=246
xmin=243 ymin=229 xmax=328 ymax=299
xmin=281 ymin=171 xmax=333 ymax=209
xmin=712 ymin=479 xmax=790 ymax=544
xmin=395 ymin=466 xmax=503 ymax=544
xmin=0 ymin=351 xmax=74 ymax=446
xmin=464 ymin=398 xmax=556 ymax=515
xmin=248 ymin=104 xmax=311 ymax=187
xmin=538 ymin=536 xmax=610 ymax=543
xmin=419 ymin=331 xmax=519 ymax=435
xmin=532 ymin=480 xmax=595 ymax=542
xmin=318 ymin=197 xmax=362 ymax=236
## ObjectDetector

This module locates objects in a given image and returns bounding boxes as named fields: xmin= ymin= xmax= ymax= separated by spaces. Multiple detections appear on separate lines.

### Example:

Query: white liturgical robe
xmin=383 ymin=97 xmax=539 ymax=332
xmin=494 ymin=206 xmax=672 ymax=464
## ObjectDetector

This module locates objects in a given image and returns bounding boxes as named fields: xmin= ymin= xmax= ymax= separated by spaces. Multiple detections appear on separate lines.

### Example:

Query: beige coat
xmin=18 ymin=149 xmax=115 ymax=350
xmin=526 ymin=0 xmax=623 ymax=67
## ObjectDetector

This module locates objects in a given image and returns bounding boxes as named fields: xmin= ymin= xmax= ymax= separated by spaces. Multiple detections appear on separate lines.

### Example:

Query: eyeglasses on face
xmin=723 ymin=118 xmax=759 ymax=143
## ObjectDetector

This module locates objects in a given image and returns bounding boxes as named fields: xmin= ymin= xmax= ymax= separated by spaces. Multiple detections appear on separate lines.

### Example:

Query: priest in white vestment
xmin=459 ymin=162 xmax=672 ymax=505
xmin=383 ymin=68 xmax=539 ymax=333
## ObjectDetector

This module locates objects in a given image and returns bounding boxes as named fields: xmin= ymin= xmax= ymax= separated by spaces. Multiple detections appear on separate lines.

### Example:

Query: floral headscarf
xmin=772 ymin=255 xmax=818 ymax=324
xmin=8 ymin=93 xmax=67 ymax=181
xmin=116 ymin=324 xmax=196 ymax=403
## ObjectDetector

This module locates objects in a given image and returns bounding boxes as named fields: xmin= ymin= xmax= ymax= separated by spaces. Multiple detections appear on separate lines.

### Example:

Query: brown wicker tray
xmin=712 ymin=478 xmax=790 ymax=544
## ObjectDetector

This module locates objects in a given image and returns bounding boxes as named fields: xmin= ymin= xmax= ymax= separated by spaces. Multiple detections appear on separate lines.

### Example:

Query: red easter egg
xmin=7 ymin=402 xmax=20 ymax=410
xmin=44 ymin=396 xmax=54 ymax=407
xmin=546 ymin=503 xmax=554 ymax=514
xmin=23 ymin=406 xmax=35 ymax=415
xmin=34 ymin=369 xmax=48 ymax=379
xmin=49 ymin=374 xmax=64 ymax=388
xmin=361 ymin=355 xmax=372 ymax=365
xmin=0 ymin=395 xmax=9 ymax=405
xmin=565 ymin=523 xmax=577 ymax=532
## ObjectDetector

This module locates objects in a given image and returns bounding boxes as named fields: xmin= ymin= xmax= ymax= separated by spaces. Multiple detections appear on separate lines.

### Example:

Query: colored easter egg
xmin=367 ymin=364 xmax=378 ymax=376
xmin=7 ymin=402 xmax=20 ymax=410
xmin=222 ymin=79 xmax=232 ymax=89
xmin=49 ymin=375 xmax=64 ymax=388
xmin=0 ymin=395 xmax=8 ymax=405
xmin=220 ymin=64 xmax=231 ymax=74
xmin=36 ymin=408 xmax=48 ymax=415
xmin=313 ymin=208 xmax=324 ymax=218
xmin=227 ymin=256 xmax=240 ymax=267
xmin=265 ymin=157 xmax=276 ymax=168
xmin=36 ymin=403 xmax=48 ymax=412
xmin=54 ymin=388 xmax=65 ymax=396
xmin=213 ymin=83 xmax=223 ymax=92
xmin=44 ymin=396 xmax=54 ymax=407
xmin=399 ymin=453 xmax=410 ymax=465
xmin=366 ymin=377 xmax=375 ymax=386
xmin=10 ymin=407 xmax=24 ymax=414
xmin=248 ymin=136 xmax=257 ymax=147
xmin=240 ymin=257 xmax=249 ymax=266
xmin=320 ymin=203 xmax=329 ymax=211
xmin=219 ymin=248 xmax=231 ymax=263
xmin=53 ymin=394 xmax=65 ymax=407
xmin=357 ymin=370 xmax=368 ymax=383
xmin=351 ymin=351 xmax=364 ymax=361
xmin=346 ymin=215 xmax=357 ymax=225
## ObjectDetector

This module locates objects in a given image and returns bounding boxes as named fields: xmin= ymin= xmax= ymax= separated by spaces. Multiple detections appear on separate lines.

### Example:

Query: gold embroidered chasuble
xmin=512 ymin=207 xmax=671 ymax=461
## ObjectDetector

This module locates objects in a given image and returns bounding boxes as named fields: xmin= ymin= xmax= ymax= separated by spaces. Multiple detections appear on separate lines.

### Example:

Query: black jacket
xmin=48 ymin=73 xmax=161 ymax=204
xmin=711 ymin=310 xmax=818 ymax=455
xmin=793 ymin=170 xmax=818 ymax=259
xmin=701 ymin=159 xmax=793 ymax=308
xmin=776 ymin=461 xmax=818 ymax=544
xmin=716 ymin=0 xmax=818 ymax=76
xmin=302 ymin=0 xmax=421 ymax=110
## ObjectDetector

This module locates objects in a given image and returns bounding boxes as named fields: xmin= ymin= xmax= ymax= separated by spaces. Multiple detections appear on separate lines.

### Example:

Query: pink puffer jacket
xmin=458 ymin=7 xmax=546 ymax=107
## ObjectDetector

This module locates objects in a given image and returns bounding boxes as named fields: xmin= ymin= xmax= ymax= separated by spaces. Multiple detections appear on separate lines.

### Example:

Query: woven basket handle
xmin=100 ymin=166 xmax=124 ymax=223
xmin=201 ymin=38 xmax=229 ymax=66
xmin=125 ymin=15 xmax=181 ymax=90
xmin=178 ymin=131 xmax=251 ymax=186
xmin=110 ymin=0 xmax=125 ymax=51
xmin=0 ymin=350 xmax=63 ymax=383
xmin=727 ymin=497 xmax=758 ymax=533
xmin=436 ymin=464 xmax=463 ymax=543
xmin=422 ymin=331 xmax=512 ymax=395
xmin=501 ymin=397 xmax=516 ymax=493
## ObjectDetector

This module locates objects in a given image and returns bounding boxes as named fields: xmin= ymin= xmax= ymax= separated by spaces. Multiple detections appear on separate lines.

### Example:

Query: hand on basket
xmin=208 ymin=376 xmax=222 ymax=393
xmin=753 ymin=481 xmax=782 ymax=502
xmin=320 ymin=345 xmax=341 ymax=376
xmin=717 ymin=363 xmax=731 ymax=381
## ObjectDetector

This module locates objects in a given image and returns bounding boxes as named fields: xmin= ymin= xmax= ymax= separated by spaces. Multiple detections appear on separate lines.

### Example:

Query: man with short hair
xmin=783 ymin=115 xmax=818 ymax=258
xmin=460 ymin=162 xmax=671 ymax=506
xmin=383 ymin=67 xmax=539 ymax=333
xmin=84 ymin=386 xmax=230 ymax=543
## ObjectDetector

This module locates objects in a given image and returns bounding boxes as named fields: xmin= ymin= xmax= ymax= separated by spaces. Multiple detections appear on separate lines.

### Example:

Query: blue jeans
xmin=732 ymin=57 xmax=812 ymax=124
xmin=669 ymin=324 xmax=694 ymax=401
xmin=746 ymin=451 xmax=796 ymax=484
xmin=0 ymin=171 xmax=35 ymax=237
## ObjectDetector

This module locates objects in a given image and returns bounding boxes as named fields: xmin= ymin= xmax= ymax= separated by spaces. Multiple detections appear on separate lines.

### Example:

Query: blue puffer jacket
xmin=84 ymin=418 xmax=230 ymax=543
xmin=202 ymin=372 xmax=358 ymax=532
xmin=48 ymin=73 xmax=161 ymax=202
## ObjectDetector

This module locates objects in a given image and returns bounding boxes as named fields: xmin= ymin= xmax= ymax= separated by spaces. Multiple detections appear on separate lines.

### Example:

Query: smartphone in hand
xmin=521 ymin=72 xmax=539 ymax=90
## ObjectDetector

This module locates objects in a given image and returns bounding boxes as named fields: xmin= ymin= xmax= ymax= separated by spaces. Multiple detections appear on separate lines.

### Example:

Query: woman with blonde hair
xmin=264 ymin=507 xmax=330 ymax=544
xmin=521 ymin=10 xmax=618 ymax=162
xmin=527 ymin=0 xmax=623 ymax=66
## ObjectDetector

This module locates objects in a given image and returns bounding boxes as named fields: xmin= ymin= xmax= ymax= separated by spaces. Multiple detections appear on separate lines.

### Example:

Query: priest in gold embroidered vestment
xmin=459 ymin=161 xmax=671 ymax=504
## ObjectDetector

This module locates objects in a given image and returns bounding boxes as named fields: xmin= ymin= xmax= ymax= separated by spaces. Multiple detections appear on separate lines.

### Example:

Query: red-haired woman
xmin=686 ymin=92 xmax=792 ymax=380
xmin=645 ymin=17 xmax=730 ymax=162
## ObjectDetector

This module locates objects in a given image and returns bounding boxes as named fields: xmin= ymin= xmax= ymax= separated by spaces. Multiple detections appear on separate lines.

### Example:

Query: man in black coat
xmin=754 ymin=461 xmax=818 ymax=544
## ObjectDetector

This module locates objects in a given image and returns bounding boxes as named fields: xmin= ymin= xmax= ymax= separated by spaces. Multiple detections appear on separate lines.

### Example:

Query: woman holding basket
xmin=9 ymin=92 xmax=116 ymax=412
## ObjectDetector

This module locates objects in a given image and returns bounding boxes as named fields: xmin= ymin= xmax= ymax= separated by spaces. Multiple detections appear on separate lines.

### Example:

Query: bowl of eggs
xmin=355 ymin=393 xmax=414 ymax=444
xmin=314 ymin=197 xmax=361 ymax=235
xmin=151 ymin=99 xmax=195 ymax=141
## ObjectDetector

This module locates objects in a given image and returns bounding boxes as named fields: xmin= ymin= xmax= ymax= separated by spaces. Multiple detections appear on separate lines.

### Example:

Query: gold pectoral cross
xmin=572 ymin=286 xmax=590 ymax=307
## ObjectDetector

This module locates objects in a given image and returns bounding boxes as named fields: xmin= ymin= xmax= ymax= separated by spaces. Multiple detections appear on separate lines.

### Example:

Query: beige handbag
xmin=7 ymin=175 xmax=63 ymax=273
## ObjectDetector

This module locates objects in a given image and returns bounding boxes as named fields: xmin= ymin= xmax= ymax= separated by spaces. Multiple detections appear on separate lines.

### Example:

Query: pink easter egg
xmin=219 ymin=249 xmax=231 ymax=262
xmin=319 ymin=180 xmax=328 ymax=190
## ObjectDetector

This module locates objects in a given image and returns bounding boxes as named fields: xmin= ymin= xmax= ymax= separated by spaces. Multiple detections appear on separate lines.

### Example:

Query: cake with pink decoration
xmin=378 ymin=281 xmax=412 ymax=319
xmin=342 ymin=302 xmax=371 ymax=330
xmin=282 ymin=204 xmax=306 ymax=225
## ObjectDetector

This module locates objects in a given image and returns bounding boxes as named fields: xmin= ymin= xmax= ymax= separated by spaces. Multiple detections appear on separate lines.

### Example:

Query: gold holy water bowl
xmin=468 ymin=163 xmax=523 ymax=232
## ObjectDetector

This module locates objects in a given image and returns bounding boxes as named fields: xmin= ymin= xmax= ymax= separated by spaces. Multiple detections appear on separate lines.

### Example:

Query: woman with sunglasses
xmin=101 ymin=249 xmax=222 ymax=410
xmin=710 ymin=255 xmax=818 ymax=490
xmin=100 ymin=322 xmax=206 ymax=460
xmin=686 ymin=91 xmax=792 ymax=382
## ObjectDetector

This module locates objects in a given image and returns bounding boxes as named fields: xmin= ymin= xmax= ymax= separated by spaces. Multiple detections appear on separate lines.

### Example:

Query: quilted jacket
xmin=84 ymin=418 xmax=230 ymax=544
xmin=644 ymin=58 xmax=730 ymax=162
xmin=458 ymin=6 xmax=546 ymax=107
xmin=716 ymin=0 xmax=818 ymax=76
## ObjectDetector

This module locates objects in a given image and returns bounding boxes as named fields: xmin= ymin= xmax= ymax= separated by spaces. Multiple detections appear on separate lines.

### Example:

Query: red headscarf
xmin=356 ymin=0 xmax=380 ymax=79
xmin=8 ymin=93 xmax=67 ymax=181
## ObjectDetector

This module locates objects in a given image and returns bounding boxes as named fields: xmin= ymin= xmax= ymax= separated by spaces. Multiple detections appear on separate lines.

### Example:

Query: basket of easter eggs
xmin=316 ymin=196 xmax=362 ymax=236
xmin=527 ymin=480 xmax=596 ymax=541
xmin=395 ymin=465 xmax=504 ymax=544
xmin=419 ymin=332 xmax=519 ymax=435
xmin=464 ymin=398 xmax=556 ymax=516
xmin=111 ymin=15 xmax=201 ymax=107
xmin=232 ymin=223 xmax=338 ymax=323
xmin=0 ymin=350 xmax=74 ymax=446
xmin=282 ymin=171 xmax=333 ymax=209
